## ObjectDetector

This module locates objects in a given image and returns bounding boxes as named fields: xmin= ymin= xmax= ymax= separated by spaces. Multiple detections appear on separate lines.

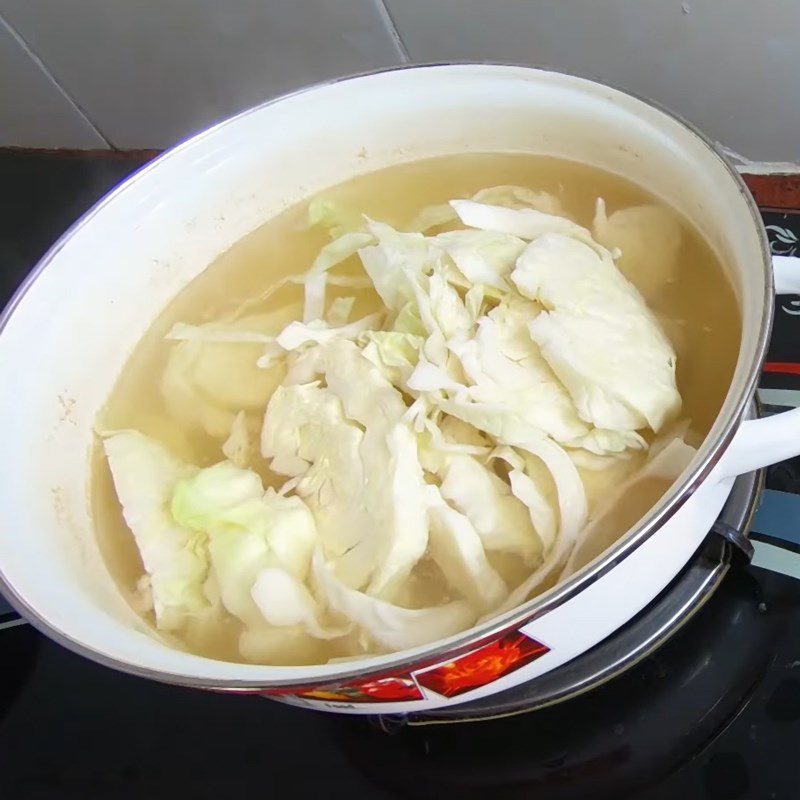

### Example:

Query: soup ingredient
xmin=433 ymin=230 xmax=526 ymax=291
xmin=302 ymin=231 xmax=375 ymax=322
xmin=251 ymin=568 xmax=347 ymax=639
xmin=513 ymin=232 xmax=682 ymax=432
xmin=161 ymin=309 xmax=298 ymax=439
xmin=171 ymin=461 xmax=316 ymax=581
xmin=262 ymin=382 xmax=377 ymax=589
xmin=103 ymin=431 xmax=209 ymax=630
xmin=264 ymin=341 xmax=432 ymax=600
xmin=592 ymin=199 xmax=683 ymax=301
xmin=439 ymin=454 xmax=543 ymax=564
xmin=100 ymin=172 xmax=695 ymax=666
xmin=406 ymin=183 xmax=564 ymax=233
xmin=451 ymin=199 xmax=597 ymax=245
xmin=312 ymin=550 xmax=477 ymax=651
xmin=427 ymin=487 xmax=509 ymax=610
xmin=221 ymin=411 xmax=253 ymax=468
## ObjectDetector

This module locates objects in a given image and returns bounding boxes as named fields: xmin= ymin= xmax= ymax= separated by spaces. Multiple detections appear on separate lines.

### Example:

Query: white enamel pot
xmin=1 ymin=64 xmax=799 ymax=715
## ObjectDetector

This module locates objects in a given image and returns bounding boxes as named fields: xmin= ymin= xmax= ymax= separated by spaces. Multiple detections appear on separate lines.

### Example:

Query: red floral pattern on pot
xmin=295 ymin=675 xmax=424 ymax=704
xmin=414 ymin=631 xmax=550 ymax=698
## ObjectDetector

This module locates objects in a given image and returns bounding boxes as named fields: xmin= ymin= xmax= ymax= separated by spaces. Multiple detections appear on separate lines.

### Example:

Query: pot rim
xmin=0 ymin=61 xmax=773 ymax=690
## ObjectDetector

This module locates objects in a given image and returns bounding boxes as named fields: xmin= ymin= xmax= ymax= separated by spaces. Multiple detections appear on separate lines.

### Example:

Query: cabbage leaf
xmin=103 ymin=431 xmax=208 ymax=630
xmin=513 ymin=233 xmax=681 ymax=432
xmin=313 ymin=550 xmax=476 ymax=652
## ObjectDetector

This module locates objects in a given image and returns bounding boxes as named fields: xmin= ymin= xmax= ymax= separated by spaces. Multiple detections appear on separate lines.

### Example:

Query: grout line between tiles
xmin=373 ymin=0 xmax=411 ymax=63
xmin=0 ymin=12 xmax=114 ymax=148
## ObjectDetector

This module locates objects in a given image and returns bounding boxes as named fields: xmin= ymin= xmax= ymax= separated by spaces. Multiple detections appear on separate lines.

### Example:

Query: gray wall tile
xmin=0 ymin=16 xmax=106 ymax=148
xmin=0 ymin=0 xmax=406 ymax=149
xmin=386 ymin=0 xmax=800 ymax=163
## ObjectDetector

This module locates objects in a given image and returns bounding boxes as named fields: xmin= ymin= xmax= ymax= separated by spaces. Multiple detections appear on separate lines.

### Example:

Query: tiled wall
xmin=1 ymin=1 xmax=799 ymax=162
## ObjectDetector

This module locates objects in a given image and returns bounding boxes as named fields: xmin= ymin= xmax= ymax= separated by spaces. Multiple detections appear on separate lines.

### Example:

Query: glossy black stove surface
xmin=2 ymin=151 xmax=800 ymax=800
xmin=1 ymin=561 xmax=798 ymax=799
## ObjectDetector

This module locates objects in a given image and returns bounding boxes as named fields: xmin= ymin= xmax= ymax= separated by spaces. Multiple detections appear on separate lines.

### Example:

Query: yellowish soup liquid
xmin=91 ymin=153 xmax=741 ymax=664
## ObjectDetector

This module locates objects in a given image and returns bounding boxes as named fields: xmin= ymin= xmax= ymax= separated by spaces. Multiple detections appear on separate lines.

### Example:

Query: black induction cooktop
xmin=1 ymin=150 xmax=800 ymax=800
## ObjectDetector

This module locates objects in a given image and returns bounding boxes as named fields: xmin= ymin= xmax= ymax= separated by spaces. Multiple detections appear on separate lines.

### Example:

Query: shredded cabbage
xmin=405 ymin=184 xmax=565 ymax=233
xmin=433 ymin=230 xmax=526 ymax=291
xmin=275 ymin=313 xmax=382 ymax=351
xmin=358 ymin=221 xmax=432 ymax=311
xmin=108 ymin=182 xmax=692 ymax=664
xmin=291 ymin=340 xmax=430 ymax=600
xmin=303 ymin=231 xmax=375 ymax=322
xmin=471 ymin=185 xmax=565 ymax=214
xmin=307 ymin=197 xmax=363 ymax=239
xmin=361 ymin=330 xmax=423 ymax=388
xmin=326 ymin=296 xmax=355 ymax=327
xmin=451 ymin=199 xmax=596 ymax=244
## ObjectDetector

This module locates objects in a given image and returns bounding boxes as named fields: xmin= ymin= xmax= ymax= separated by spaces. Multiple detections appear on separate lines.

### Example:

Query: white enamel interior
xmin=0 ymin=64 xmax=767 ymax=686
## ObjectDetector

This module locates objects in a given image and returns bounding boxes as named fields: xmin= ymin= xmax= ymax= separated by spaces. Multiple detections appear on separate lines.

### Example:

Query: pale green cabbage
xmin=358 ymin=221 xmax=432 ymax=311
xmin=307 ymin=197 xmax=364 ymax=238
xmin=251 ymin=568 xmax=349 ymax=639
xmin=271 ymin=339 xmax=430 ymax=601
xmin=261 ymin=382 xmax=376 ymax=588
xmin=302 ymin=230 xmax=375 ymax=322
xmin=361 ymin=330 xmax=423 ymax=388
xmin=326 ymin=296 xmax=355 ymax=326
xmin=513 ymin=233 xmax=681 ymax=432
xmin=103 ymin=431 xmax=208 ymax=630
xmin=171 ymin=461 xmax=316 ymax=581
xmin=166 ymin=459 xmax=353 ymax=653
xmin=275 ymin=313 xmax=382 ymax=351
xmin=107 ymin=183 xmax=690 ymax=664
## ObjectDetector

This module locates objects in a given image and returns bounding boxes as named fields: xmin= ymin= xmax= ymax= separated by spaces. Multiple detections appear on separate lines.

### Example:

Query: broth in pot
xmin=91 ymin=153 xmax=740 ymax=666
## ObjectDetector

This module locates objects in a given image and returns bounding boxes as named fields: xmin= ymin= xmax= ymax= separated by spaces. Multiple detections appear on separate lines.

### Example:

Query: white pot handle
xmin=773 ymin=254 xmax=800 ymax=295
xmin=714 ymin=254 xmax=800 ymax=480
